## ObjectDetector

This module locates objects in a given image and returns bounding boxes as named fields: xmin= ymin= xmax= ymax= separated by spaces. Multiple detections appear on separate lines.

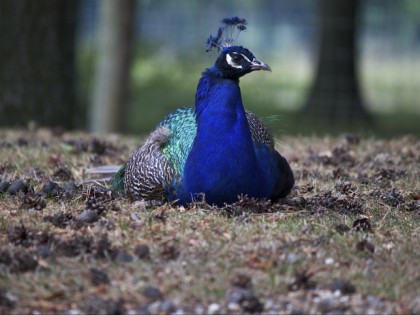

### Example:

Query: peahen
xmin=89 ymin=17 xmax=294 ymax=206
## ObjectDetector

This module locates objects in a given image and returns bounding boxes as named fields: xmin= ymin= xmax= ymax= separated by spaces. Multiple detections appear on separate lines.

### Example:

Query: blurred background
xmin=0 ymin=0 xmax=419 ymax=137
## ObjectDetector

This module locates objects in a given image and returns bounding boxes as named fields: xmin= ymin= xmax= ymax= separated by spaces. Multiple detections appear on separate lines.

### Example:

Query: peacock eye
xmin=232 ymin=54 xmax=243 ymax=63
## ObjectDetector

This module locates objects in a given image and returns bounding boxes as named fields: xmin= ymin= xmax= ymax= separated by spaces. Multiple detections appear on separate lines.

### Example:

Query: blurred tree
xmin=0 ymin=0 xmax=79 ymax=129
xmin=90 ymin=0 xmax=136 ymax=133
xmin=303 ymin=0 xmax=370 ymax=124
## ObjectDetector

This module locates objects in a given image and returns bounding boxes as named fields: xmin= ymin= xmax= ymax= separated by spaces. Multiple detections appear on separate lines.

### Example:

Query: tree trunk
xmin=304 ymin=0 xmax=370 ymax=124
xmin=0 ymin=0 xmax=78 ymax=129
xmin=90 ymin=0 xmax=136 ymax=133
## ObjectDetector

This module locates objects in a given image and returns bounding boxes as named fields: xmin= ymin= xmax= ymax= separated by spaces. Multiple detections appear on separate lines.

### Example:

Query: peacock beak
xmin=250 ymin=58 xmax=272 ymax=72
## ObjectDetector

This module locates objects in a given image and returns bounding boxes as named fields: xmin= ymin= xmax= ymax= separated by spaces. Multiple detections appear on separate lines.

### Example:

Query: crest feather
xmin=206 ymin=16 xmax=247 ymax=52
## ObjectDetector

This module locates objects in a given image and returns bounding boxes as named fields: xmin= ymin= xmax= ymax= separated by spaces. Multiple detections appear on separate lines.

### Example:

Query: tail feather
xmin=85 ymin=165 xmax=122 ymax=174
xmin=84 ymin=165 xmax=125 ymax=189
xmin=82 ymin=177 xmax=116 ymax=184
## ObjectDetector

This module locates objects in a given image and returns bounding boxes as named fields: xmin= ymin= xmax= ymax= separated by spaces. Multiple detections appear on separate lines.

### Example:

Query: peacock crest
xmin=205 ymin=17 xmax=247 ymax=52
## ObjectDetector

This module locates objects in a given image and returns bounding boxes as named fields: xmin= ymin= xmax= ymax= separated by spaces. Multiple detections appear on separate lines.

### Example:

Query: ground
xmin=0 ymin=128 xmax=419 ymax=314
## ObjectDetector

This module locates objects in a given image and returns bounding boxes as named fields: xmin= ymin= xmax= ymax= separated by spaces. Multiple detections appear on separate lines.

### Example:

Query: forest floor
xmin=0 ymin=128 xmax=419 ymax=314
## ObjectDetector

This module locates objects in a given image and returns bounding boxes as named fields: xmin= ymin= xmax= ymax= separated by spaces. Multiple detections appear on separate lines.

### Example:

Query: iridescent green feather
xmin=157 ymin=107 xmax=197 ymax=175
xmin=112 ymin=164 xmax=126 ymax=192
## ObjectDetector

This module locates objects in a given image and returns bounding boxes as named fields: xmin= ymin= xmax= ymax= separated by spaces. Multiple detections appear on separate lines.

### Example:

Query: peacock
xmin=89 ymin=17 xmax=294 ymax=206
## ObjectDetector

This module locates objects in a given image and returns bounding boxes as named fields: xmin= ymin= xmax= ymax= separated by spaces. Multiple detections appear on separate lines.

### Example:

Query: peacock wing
xmin=124 ymin=126 xmax=177 ymax=201
xmin=157 ymin=107 xmax=197 ymax=175
xmin=245 ymin=110 xmax=295 ymax=201
xmin=245 ymin=110 xmax=275 ymax=148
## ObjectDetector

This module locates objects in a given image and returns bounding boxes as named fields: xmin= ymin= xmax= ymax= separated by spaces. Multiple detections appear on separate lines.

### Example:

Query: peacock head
xmin=214 ymin=46 xmax=271 ymax=79
xmin=206 ymin=17 xmax=271 ymax=79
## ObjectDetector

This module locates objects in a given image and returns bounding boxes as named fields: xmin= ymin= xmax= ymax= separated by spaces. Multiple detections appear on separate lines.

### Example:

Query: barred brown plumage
xmin=124 ymin=126 xmax=177 ymax=200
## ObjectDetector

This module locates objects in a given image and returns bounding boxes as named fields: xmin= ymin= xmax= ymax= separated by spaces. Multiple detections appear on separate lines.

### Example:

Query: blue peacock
xmin=94 ymin=17 xmax=294 ymax=206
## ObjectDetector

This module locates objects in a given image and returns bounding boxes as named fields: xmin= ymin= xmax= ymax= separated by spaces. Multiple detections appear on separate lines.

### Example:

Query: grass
xmin=0 ymin=128 xmax=418 ymax=313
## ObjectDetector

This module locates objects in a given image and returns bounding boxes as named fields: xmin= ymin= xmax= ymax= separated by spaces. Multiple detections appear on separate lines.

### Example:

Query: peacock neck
xmin=180 ymin=69 xmax=263 ymax=205
xmin=194 ymin=69 xmax=251 ymax=141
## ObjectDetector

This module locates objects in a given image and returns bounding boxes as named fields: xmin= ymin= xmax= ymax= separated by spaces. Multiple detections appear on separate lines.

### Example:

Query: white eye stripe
xmin=233 ymin=52 xmax=251 ymax=63
xmin=226 ymin=54 xmax=243 ymax=69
